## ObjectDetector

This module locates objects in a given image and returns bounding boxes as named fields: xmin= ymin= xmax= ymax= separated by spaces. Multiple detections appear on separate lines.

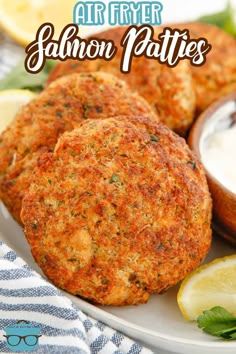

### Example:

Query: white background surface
xmin=161 ymin=0 xmax=236 ymax=23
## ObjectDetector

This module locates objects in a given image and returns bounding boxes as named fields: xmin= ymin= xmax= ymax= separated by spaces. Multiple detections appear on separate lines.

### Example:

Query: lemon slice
xmin=0 ymin=0 xmax=77 ymax=46
xmin=177 ymin=255 xmax=236 ymax=321
xmin=0 ymin=89 xmax=36 ymax=133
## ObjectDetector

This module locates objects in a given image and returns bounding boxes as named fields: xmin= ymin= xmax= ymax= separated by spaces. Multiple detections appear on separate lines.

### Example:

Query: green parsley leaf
xmin=110 ymin=174 xmax=119 ymax=183
xmin=197 ymin=306 xmax=236 ymax=339
xmin=0 ymin=59 xmax=57 ymax=92
xmin=187 ymin=161 xmax=197 ymax=170
xmin=150 ymin=134 xmax=159 ymax=142
xmin=198 ymin=1 xmax=236 ymax=37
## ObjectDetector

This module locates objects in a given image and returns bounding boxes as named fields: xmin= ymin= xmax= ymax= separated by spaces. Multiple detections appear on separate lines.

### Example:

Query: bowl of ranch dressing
xmin=188 ymin=92 xmax=236 ymax=244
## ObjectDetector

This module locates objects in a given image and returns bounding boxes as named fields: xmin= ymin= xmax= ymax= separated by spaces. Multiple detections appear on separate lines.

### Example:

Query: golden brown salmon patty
xmin=0 ymin=72 xmax=157 ymax=224
xmin=21 ymin=116 xmax=212 ymax=306
xmin=173 ymin=22 xmax=236 ymax=112
xmin=47 ymin=26 xmax=196 ymax=135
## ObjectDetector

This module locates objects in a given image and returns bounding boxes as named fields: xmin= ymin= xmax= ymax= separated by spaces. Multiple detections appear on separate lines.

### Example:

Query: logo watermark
xmin=3 ymin=320 xmax=41 ymax=352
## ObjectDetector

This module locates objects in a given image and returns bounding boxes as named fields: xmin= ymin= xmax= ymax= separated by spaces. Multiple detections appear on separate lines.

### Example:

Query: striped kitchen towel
xmin=0 ymin=241 xmax=153 ymax=354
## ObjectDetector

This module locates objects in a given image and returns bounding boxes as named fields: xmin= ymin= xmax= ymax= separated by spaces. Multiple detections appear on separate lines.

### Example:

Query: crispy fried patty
xmin=174 ymin=22 xmax=236 ymax=112
xmin=0 ymin=72 xmax=157 ymax=224
xmin=21 ymin=116 xmax=212 ymax=306
xmin=47 ymin=26 xmax=196 ymax=135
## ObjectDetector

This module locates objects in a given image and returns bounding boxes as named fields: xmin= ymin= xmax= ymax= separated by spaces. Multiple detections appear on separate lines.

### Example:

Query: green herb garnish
xmin=0 ymin=59 xmax=57 ymax=92
xmin=187 ymin=161 xmax=197 ymax=170
xmin=24 ymin=147 xmax=30 ymax=154
xmin=56 ymin=111 xmax=63 ymax=118
xmin=82 ymin=104 xmax=94 ymax=118
xmin=95 ymin=106 xmax=103 ymax=113
xmin=197 ymin=306 xmax=236 ymax=339
xmin=110 ymin=174 xmax=119 ymax=183
xmin=31 ymin=221 xmax=38 ymax=230
xmin=150 ymin=134 xmax=159 ymax=142
xmin=198 ymin=1 xmax=236 ymax=37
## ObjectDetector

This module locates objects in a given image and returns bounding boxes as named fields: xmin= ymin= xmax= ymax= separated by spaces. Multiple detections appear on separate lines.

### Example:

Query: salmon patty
xmin=174 ymin=22 xmax=236 ymax=112
xmin=48 ymin=26 xmax=196 ymax=135
xmin=21 ymin=116 xmax=212 ymax=306
xmin=0 ymin=72 xmax=157 ymax=224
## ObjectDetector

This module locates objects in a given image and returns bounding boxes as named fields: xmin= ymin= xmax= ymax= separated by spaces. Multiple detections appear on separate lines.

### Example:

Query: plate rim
xmin=69 ymin=293 xmax=236 ymax=350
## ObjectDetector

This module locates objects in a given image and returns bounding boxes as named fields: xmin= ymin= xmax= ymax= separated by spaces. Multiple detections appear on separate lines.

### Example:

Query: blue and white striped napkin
xmin=0 ymin=241 xmax=153 ymax=353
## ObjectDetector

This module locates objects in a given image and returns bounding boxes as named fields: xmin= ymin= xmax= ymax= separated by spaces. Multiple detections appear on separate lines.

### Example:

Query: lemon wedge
xmin=177 ymin=254 xmax=236 ymax=321
xmin=0 ymin=89 xmax=36 ymax=134
xmin=0 ymin=0 xmax=77 ymax=46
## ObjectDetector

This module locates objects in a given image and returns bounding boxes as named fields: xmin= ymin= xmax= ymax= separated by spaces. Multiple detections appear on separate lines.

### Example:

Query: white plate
xmin=1 ymin=202 xmax=236 ymax=354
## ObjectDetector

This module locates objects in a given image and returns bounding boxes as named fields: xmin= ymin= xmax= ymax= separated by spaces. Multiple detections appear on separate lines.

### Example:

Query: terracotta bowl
xmin=188 ymin=92 xmax=236 ymax=245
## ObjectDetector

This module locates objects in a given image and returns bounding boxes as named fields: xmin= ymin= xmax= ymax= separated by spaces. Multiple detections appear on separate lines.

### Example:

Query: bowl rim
xmin=188 ymin=91 xmax=236 ymax=199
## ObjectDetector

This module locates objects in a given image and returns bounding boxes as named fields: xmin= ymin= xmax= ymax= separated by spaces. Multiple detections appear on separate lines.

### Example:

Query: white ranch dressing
xmin=201 ymin=124 xmax=236 ymax=194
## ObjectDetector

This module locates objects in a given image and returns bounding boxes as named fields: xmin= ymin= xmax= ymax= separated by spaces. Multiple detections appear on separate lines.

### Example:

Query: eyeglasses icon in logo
xmin=4 ymin=320 xmax=41 ymax=352
xmin=4 ymin=334 xmax=42 ymax=347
